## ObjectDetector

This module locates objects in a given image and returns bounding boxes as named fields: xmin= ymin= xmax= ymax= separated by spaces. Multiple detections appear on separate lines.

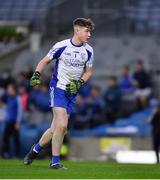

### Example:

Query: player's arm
xmin=80 ymin=67 xmax=93 ymax=82
xmin=35 ymin=56 xmax=50 ymax=73
xmin=30 ymin=56 xmax=50 ymax=86
xmin=30 ymin=42 xmax=63 ymax=86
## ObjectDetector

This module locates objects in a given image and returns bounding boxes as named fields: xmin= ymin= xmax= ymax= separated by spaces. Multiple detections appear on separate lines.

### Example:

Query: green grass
xmin=0 ymin=159 xmax=160 ymax=179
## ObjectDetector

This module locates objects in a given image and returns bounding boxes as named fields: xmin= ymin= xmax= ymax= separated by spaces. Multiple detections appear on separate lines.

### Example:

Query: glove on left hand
xmin=66 ymin=79 xmax=85 ymax=94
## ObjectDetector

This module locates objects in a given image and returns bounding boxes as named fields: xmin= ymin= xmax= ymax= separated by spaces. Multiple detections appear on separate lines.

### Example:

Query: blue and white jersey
xmin=47 ymin=39 xmax=94 ymax=90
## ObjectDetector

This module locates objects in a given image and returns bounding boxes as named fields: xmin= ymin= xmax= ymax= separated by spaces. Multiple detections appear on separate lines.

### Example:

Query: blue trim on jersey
xmin=52 ymin=46 xmax=67 ymax=60
xmin=50 ymin=46 xmax=67 ymax=87
xmin=52 ymin=59 xmax=59 ymax=87
xmin=70 ymin=39 xmax=83 ymax=47
xmin=86 ymin=49 xmax=92 ymax=61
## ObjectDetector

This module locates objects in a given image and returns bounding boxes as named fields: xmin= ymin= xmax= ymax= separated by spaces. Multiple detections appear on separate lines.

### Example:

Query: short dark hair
xmin=73 ymin=18 xmax=95 ymax=31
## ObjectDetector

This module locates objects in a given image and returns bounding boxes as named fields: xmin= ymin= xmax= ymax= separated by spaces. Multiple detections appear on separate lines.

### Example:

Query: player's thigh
xmin=53 ymin=107 xmax=69 ymax=127
xmin=49 ymin=87 xmax=67 ymax=109
xmin=50 ymin=107 xmax=69 ymax=133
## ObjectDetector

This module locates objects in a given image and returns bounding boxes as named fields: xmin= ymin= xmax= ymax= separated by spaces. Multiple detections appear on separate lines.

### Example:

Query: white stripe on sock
xmin=33 ymin=147 xmax=38 ymax=153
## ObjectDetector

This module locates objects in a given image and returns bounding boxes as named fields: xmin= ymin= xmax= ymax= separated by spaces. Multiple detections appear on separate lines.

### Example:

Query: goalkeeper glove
xmin=30 ymin=71 xmax=41 ymax=86
xmin=66 ymin=79 xmax=85 ymax=94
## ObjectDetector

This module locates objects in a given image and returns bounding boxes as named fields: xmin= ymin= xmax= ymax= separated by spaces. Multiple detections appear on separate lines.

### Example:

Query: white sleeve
xmin=86 ymin=50 xmax=94 ymax=68
xmin=46 ymin=42 xmax=61 ymax=61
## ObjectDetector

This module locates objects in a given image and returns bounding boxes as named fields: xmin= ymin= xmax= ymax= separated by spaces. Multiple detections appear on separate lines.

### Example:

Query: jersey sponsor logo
xmin=62 ymin=58 xmax=85 ymax=67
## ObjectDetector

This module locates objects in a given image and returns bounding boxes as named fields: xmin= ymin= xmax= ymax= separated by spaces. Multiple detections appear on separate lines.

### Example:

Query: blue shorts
xmin=49 ymin=87 xmax=76 ymax=114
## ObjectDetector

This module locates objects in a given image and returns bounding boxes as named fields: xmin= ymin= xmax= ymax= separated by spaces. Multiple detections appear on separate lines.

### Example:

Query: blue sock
xmin=52 ymin=156 xmax=60 ymax=164
xmin=33 ymin=143 xmax=43 ymax=153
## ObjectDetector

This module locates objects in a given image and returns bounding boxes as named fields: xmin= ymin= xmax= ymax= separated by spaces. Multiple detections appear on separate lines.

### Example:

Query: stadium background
xmin=0 ymin=0 xmax=160 ymax=171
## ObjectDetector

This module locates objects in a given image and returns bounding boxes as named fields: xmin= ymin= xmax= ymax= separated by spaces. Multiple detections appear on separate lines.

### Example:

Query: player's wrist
xmin=79 ymin=79 xmax=85 ymax=86
xmin=34 ymin=71 xmax=41 ymax=78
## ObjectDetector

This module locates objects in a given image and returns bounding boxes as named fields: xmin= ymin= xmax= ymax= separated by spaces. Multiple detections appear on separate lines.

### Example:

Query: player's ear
xmin=74 ymin=25 xmax=80 ymax=34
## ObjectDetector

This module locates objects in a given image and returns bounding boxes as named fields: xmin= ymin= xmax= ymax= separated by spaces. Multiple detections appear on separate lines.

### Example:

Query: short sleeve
xmin=46 ymin=43 xmax=60 ymax=61
xmin=86 ymin=49 xmax=94 ymax=68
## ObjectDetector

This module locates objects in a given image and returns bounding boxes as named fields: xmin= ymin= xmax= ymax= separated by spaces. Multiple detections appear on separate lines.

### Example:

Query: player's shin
xmin=39 ymin=128 xmax=53 ymax=147
xmin=51 ymin=123 xmax=67 ymax=164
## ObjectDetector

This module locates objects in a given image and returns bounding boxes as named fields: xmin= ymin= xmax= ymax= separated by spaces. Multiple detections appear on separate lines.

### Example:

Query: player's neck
xmin=71 ymin=36 xmax=83 ymax=46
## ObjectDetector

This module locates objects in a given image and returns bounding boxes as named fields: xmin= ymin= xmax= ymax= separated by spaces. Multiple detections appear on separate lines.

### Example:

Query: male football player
xmin=24 ymin=17 xmax=95 ymax=169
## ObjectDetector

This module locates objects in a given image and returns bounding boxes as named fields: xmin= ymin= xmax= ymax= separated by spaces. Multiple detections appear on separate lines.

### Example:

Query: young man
xmin=23 ymin=17 xmax=95 ymax=169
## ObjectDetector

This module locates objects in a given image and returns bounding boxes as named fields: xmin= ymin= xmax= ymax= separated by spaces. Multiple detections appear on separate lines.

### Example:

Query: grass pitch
xmin=0 ymin=159 xmax=160 ymax=179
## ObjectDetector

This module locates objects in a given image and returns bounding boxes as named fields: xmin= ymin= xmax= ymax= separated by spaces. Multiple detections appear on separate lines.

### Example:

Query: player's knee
xmin=58 ymin=122 xmax=68 ymax=133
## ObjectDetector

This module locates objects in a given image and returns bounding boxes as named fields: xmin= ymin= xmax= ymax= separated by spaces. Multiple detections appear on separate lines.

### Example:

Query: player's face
xmin=77 ymin=27 xmax=91 ymax=43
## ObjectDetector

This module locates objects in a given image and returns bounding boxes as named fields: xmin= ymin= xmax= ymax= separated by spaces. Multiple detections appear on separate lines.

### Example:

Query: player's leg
xmin=23 ymin=112 xmax=56 ymax=165
xmin=50 ymin=107 xmax=69 ymax=169
xmin=37 ymin=114 xmax=56 ymax=148
xmin=24 ymin=86 xmax=57 ymax=165
xmin=38 ymin=127 xmax=53 ymax=147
